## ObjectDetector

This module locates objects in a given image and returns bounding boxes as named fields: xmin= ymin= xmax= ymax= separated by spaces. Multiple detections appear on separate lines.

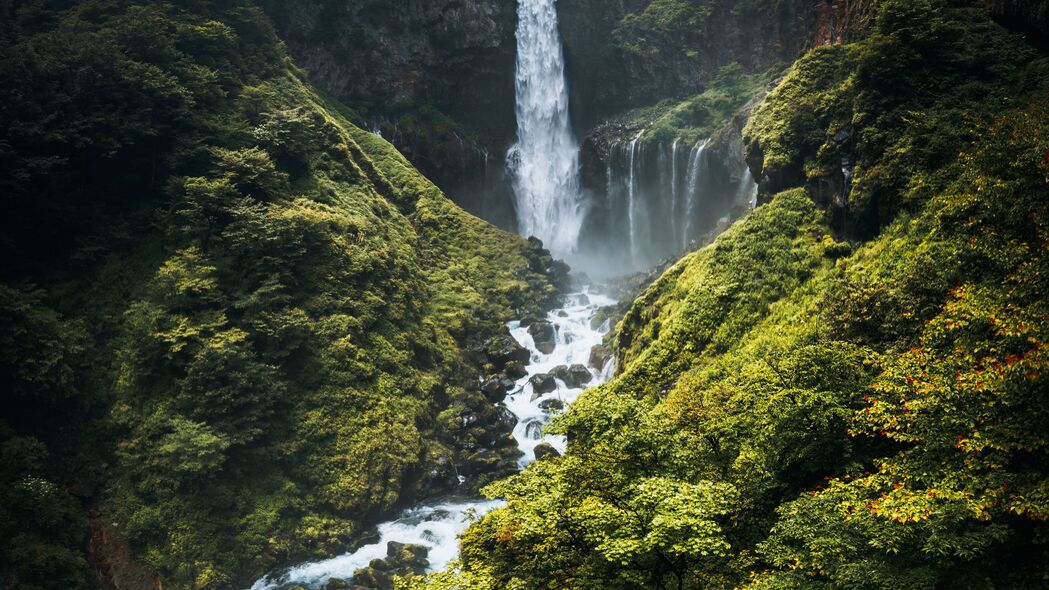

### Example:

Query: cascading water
xmin=683 ymin=139 xmax=711 ymax=250
xmin=248 ymin=290 xmax=616 ymax=590
xmin=670 ymin=138 xmax=682 ymax=247
xmin=626 ymin=130 xmax=645 ymax=264
xmin=507 ymin=0 xmax=585 ymax=255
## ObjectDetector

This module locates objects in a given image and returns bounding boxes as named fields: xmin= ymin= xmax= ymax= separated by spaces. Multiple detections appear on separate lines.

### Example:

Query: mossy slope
xmin=420 ymin=2 xmax=1049 ymax=589
xmin=0 ymin=2 xmax=561 ymax=588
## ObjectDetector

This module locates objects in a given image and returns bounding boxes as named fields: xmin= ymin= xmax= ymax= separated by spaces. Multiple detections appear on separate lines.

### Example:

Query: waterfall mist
xmin=573 ymin=136 xmax=757 ymax=276
xmin=507 ymin=0 xmax=586 ymax=256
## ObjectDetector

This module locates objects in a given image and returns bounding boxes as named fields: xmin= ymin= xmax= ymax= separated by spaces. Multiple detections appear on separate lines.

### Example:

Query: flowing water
xmin=599 ymin=136 xmax=754 ymax=271
xmin=248 ymin=289 xmax=616 ymax=590
xmin=507 ymin=0 xmax=585 ymax=256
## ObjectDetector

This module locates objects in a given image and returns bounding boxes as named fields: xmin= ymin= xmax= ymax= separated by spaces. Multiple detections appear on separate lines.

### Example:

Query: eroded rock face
xmin=263 ymin=0 xmax=519 ymax=227
xmin=558 ymin=0 xmax=819 ymax=132
xmin=984 ymin=0 xmax=1049 ymax=44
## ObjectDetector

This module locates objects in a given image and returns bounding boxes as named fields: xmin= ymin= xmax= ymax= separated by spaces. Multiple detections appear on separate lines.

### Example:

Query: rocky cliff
xmin=261 ymin=0 xmax=520 ymax=227
xmin=558 ymin=0 xmax=819 ymax=131
xmin=984 ymin=0 xmax=1049 ymax=44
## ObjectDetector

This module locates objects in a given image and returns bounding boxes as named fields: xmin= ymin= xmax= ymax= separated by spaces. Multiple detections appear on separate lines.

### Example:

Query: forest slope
xmin=423 ymin=2 xmax=1049 ymax=589
xmin=0 ymin=2 xmax=563 ymax=588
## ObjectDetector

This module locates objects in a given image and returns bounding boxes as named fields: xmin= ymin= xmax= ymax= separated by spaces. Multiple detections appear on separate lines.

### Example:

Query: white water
xmin=683 ymin=139 xmax=711 ymax=250
xmin=626 ymin=130 xmax=645 ymax=265
xmin=507 ymin=0 xmax=585 ymax=256
xmin=249 ymin=289 xmax=615 ymax=590
xmin=670 ymin=138 xmax=682 ymax=248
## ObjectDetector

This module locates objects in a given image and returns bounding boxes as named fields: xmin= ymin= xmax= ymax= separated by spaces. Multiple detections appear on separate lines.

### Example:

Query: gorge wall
xmin=264 ymin=0 xmax=824 ymax=245
xmin=261 ymin=0 xmax=521 ymax=227
xmin=265 ymin=0 xmax=1044 ymax=265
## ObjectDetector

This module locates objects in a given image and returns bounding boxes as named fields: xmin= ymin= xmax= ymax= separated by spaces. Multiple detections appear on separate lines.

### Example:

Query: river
xmin=249 ymin=288 xmax=616 ymax=589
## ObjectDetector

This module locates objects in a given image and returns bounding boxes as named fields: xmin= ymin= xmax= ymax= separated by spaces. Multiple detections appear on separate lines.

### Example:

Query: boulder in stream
xmin=567 ymin=364 xmax=593 ymax=387
xmin=534 ymin=442 xmax=562 ymax=461
xmin=480 ymin=378 xmax=507 ymax=403
xmin=538 ymin=398 xmax=564 ymax=412
xmin=484 ymin=334 xmax=530 ymax=368
xmin=504 ymin=361 xmax=528 ymax=379
xmin=529 ymin=373 xmax=557 ymax=395
xmin=551 ymin=364 xmax=593 ymax=388
xmin=352 ymin=541 xmax=429 ymax=590
xmin=529 ymin=321 xmax=557 ymax=353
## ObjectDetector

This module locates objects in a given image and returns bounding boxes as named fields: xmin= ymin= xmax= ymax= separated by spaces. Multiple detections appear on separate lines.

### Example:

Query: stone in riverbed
xmin=480 ymin=378 xmax=507 ymax=403
xmin=551 ymin=364 xmax=592 ymax=388
xmin=538 ymin=398 xmax=564 ymax=412
xmin=533 ymin=442 xmax=561 ymax=461
xmin=504 ymin=360 xmax=528 ymax=379
xmin=528 ymin=321 xmax=555 ymax=342
xmin=535 ymin=339 xmax=556 ymax=354
xmin=484 ymin=334 xmax=530 ymax=368
xmin=567 ymin=364 xmax=593 ymax=387
xmin=529 ymin=373 xmax=557 ymax=395
xmin=387 ymin=541 xmax=429 ymax=572
xmin=352 ymin=567 xmax=391 ymax=590
xmin=589 ymin=345 xmax=610 ymax=370
xmin=496 ymin=407 xmax=518 ymax=430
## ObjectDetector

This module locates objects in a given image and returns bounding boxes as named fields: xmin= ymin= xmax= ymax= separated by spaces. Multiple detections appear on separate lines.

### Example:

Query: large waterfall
xmin=507 ymin=0 xmax=585 ymax=255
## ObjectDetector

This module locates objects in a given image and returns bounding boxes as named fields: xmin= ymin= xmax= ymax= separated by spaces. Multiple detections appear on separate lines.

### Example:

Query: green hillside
xmin=418 ymin=2 xmax=1049 ymax=589
xmin=0 ymin=2 xmax=562 ymax=588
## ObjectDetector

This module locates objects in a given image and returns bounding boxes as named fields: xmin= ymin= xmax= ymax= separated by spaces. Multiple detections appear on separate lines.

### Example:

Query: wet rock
xmin=519 ymin=316 xmax=540 ymax=328
xmin=551 ymin=364 xmax=592 ymax=388
xmin=577 ymin=293 xmax=591 ymax=305
xmin=550 ymin=364 xmax=570 ymax=382
xmin=589 ymin=345 xmax=610 ymax=370
xmin=533 ymin=443 xmax=562 ymax=461
xmin=480 ymin=378 xmax=507 ymax=403
xmin=529 ymin=373 xmax=557 ymax=395
xmin=524 ymin=420 xmax=544 ymax=440
xmin=528 ymin=321 xmax=555 ymax=343
xmin=496 ymin=407 xmax=518 ymax=430
xmin=387 ymin=541 xmax=429 ymax=572
xmin=535 ymin=340 xmax=556 ymax=354
xmin=499 ymin=376 xmax=517 ymax=392
xmin=484 ymin=334 xmax=530 ymax=368
xmin=325 ymin=579 xmax=350 ymax=590
xmin=504 ymin=360 xmax=528 ymax=379
xmin=493 ymin=433 xmax=518 ymax=449
xmin=539 ymin=398 xmax=564 ymax=412
xmin=567 ymin=364 xmax=593 ymax=388
xmin=352 ymin=566 xmax=391 ymax=590
xmin=462 ymin=450 xmax=502 ymax=475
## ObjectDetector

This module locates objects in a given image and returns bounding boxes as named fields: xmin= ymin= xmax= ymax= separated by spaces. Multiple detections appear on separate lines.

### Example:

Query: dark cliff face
xmin=558 ymin=0 xmax=819 ymax=133
xmin=261 ymin=0 xmax=520 ymax=228
xmin=263 ymin=0 xmax=516 ymax=137
xmin=984 ymin=0 xmax=1049 ymax=48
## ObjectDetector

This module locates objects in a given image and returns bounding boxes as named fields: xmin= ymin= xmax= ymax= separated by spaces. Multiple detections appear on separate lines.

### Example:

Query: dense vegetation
xmin=0 ymin=1 xmax=563 ymax=588
xmin=631 ymin=64 xmax=774 ymax=145
xmin=414 ymin=1 xmax=1049 ymax=589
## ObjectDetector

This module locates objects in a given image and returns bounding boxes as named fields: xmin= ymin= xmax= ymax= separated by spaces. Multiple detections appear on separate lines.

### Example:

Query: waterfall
xmin=683 ymin=139 xmax=711 ymax=250
xmin=626 ymin=130 xmax=645 ymax=263
xmin=507 ymin=0 xmax=584 ymax=255
xmin=736 ymin=165 xmax=759 ymax=208
xmin=670 ymin=138 xmax=682 ymax=247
